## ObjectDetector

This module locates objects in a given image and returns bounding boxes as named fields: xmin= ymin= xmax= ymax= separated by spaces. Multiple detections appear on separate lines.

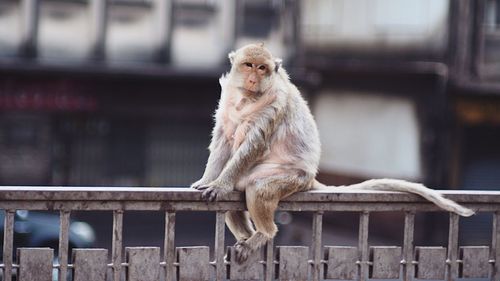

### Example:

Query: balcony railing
xmin=0 ymin=186 xmax=499 ymax=281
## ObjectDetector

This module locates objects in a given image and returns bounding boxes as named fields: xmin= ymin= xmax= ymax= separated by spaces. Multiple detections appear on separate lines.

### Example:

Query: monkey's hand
xmin=198 ymin=180 xmax=233 ymax=201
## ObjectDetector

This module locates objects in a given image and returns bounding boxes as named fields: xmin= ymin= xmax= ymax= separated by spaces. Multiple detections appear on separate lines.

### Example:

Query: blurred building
xmin=0 ymin=0 xmax=499 ymax=244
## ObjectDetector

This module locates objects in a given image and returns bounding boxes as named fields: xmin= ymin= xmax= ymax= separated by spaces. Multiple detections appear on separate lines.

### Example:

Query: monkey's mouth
xmin=239 ymin=87 xmax=261 ymax=96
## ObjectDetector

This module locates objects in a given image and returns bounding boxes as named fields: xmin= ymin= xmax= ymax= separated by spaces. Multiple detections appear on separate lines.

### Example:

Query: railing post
xmin=311 ymin=211 xmax=323 ymax=281
xmin=215 ymin=211 xmax=226 ymax=281
xmin=402 ymin=211 xmax=415 ymax=281
xmin=3 ymin=210 xmax=15 ymax=281
xmin=58 ymin=210 xmax=71 ymax=281
xmin=491 ymin=212 xmax=500 ymax=281
xmin=112 ymin=210 xmax=124 ymax=281
xmin=358 ymin=211 xmax=370 ymax=281
xmin=265 ymin=237 xmax=274 ymax=281
xmin=446 ymin=213 xmax=459 ymax=281
xmin=164 ymin=211 xmax=176 ymax=281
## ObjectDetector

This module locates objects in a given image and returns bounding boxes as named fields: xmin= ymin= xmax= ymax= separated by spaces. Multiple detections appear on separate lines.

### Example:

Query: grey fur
xmin=192 ymin=44 xmax=474 ymax=263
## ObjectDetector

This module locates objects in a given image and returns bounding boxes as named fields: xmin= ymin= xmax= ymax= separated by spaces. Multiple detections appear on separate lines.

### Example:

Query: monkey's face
xmin=237 ymin=60 xmax=270 ymax=94
xmin=228 ymin=44 xmax=281 ymax=97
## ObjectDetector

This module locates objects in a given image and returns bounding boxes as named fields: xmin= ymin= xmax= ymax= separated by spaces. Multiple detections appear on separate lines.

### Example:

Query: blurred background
xmin=0 ymin=0 xmax=500 ymax=257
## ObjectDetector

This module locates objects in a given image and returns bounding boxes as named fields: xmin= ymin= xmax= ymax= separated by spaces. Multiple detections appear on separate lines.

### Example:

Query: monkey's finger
xmin=191 ymin=179 xmax=208 ymax=189
xmin=202 ymin=187 xmax=218 ymax=202
xmin=209 ymin=190 xmax=218 ymax=202
xmin=201 ymin=187 xmax=214 ymax=200
xmin=201 ymin=188 xmax=209 ymax=199
xmin=197 ymin=184 xmax=209 ymax=190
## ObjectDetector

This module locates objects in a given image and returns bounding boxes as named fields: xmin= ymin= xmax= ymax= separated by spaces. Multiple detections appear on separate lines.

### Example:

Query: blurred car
xmin=0 ymin=210 xmax=95 ymax=256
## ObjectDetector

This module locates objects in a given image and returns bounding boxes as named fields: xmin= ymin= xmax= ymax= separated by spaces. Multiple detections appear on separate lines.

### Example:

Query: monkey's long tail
xmin=313 ymin=179 xmax=474 ymax=217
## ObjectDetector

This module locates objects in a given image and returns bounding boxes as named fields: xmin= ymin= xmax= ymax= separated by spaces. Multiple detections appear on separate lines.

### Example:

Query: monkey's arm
xmin=200 ymin=106 xmax=282 ymax=201
xmin=191 ymin=123 xmax=231 ymax=189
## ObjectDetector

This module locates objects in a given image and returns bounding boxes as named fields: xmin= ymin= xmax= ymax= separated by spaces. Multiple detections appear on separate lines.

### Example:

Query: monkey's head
xmin=228 ymin=43 xmax=282 ymax=96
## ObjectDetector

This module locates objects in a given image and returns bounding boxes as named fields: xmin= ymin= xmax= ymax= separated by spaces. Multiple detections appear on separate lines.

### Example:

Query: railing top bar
xmin=0 ymin=186 xmax=499 ymax=204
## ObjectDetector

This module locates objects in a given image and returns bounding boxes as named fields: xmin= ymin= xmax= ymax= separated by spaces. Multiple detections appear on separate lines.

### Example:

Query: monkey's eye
xmin=244 ymin=62 xmax=253 ymax=68
xmin=258 ymin=65 xmax=266 ymax=71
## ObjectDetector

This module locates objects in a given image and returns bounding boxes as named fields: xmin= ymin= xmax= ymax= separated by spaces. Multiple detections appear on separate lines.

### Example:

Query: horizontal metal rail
xmin=0 ymin=186 xmax=498 ymax=213
xmin=0 ymin=187 xmax=499 ymax=281
xmin=0 ymin=186 xmax=499 ymax=206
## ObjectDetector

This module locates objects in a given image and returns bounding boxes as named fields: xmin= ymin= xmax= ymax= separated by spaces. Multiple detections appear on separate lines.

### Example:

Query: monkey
xmin=191 ymin=43 xmax=474 ymax=264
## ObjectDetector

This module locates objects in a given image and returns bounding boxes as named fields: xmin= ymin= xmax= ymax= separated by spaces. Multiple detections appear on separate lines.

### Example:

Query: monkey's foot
xmin=234 ymin=241 xmax=253 ymax=264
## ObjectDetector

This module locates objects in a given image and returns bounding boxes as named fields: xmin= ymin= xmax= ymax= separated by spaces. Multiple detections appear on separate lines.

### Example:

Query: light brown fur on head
xmin=228 ymin=43 xmax=273 ymax=65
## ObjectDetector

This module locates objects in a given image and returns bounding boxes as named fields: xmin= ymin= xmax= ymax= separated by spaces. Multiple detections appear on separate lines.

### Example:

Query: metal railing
xmin=0 ymin=186 xmax=499 ymax=280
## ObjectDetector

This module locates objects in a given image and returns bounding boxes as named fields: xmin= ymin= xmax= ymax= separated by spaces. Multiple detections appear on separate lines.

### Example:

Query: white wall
xmin=39 ymin=1 xmax=90 ymax=61
xmin=301 ymin=0 xmax=449 ymax=52
xmin=171 ymin=0 xmax=233 ymax=68
xmin=313 ymin=91 xmax=422 ymax=180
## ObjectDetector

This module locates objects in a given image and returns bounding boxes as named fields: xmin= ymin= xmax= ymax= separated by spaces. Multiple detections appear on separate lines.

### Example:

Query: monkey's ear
xmin=228 ymin=51 xmax=236 ymax=64
xmin=274 ymin=58 xmax=282 ymax=72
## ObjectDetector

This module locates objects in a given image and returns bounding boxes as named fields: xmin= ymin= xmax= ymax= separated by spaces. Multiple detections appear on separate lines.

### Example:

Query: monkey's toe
xmin=234 ymin=241 xmax=252 ymax=264
xmin=234 ymin=239 xmax=247 ymax=247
